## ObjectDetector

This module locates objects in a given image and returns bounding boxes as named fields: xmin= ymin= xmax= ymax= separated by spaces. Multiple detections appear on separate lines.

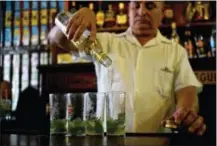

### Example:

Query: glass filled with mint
xmin=66 ymin=93 xmax=86 ymax=136
xmin=106 ymin=91 xmax=126 ymax=136
xmin=49 ymin=94 xmax=67 ymax=135
xmin=84 ymin=92 xmax=105 ymax=136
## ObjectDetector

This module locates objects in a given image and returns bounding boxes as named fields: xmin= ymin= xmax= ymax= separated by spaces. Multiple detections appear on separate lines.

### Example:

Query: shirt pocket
xmin=154 ymin=66 xmax=174 ymax=99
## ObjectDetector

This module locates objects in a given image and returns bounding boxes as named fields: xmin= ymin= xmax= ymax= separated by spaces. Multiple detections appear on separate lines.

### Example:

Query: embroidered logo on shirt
xmin=160 ymin=67 xmax=173 ymax=74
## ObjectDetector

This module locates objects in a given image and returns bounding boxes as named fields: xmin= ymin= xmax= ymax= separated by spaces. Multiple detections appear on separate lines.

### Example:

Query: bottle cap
xmin=171 ymin=22 xmax=176 ymax=29
xmin=89 ymin=3 xmax=94 ymax=10
xmin=119 ymin=2 xmax=124 ymax=10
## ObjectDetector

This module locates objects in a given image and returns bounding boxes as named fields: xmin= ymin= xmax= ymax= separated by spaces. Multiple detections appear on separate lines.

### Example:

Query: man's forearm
xmin=175 ymin=86 xmax=199 ymax=112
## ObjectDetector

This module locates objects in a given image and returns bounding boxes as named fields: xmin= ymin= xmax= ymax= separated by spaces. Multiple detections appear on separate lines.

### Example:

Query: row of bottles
xmin=0 ymin=1 xmax=66 ymax=48
xmin=161 ymin=1 xmax=213 ymax=25
xmin=170 ymin=22 xmax=216 ymax=58
xmin=68 ymin=1 xmax=214 ymax=28
xmin=68 ymin=1 xmax=128 ymax=28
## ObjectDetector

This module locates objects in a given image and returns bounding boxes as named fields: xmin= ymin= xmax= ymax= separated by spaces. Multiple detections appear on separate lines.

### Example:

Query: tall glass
xmin=49 ymin=94 xmax=67 ymax=135
xmin=66 ymin=93 xmax=86 ymax=136
xmin=84 ymin=92 xmax=105 ymax=136
xmin=106 ymin=91 xmax=126 ymax=136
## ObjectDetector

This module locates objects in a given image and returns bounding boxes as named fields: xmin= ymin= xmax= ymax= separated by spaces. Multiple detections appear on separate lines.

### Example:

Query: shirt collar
xmin=118 ymin=27 xmax=171 ymax=48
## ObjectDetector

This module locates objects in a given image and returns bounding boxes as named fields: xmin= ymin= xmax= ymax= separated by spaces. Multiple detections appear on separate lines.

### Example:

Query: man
xmin=49 ymin=0 xmax=206 ymax=142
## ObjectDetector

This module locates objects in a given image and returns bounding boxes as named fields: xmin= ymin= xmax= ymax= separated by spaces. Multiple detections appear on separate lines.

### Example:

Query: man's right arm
xmin=48 ymin=7 xmax=97 ymax=53
xmin=48 ymin=26 xmax=78 ymax=53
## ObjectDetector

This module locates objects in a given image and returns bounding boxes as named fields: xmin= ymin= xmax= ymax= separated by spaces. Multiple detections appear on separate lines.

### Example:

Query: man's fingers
xmin=66 ymin=13 xmax=78 ymax=34
xmin=89 ymin=23 xmax=97 ymax=42
xmin=197 ymin=124 xmax=207 ymax=136
xmin=73 ymin=20 xmax=88 ymax=41
xmin=188 ymin=116 xmax=204 ymax=133
xmin=173 ymin=107 xmax=189 ymax=125
xmin=183 ymin=110 xmax=198 ymax=126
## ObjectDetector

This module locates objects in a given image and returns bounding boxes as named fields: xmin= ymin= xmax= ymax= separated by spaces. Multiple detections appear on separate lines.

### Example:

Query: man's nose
xmin=138 ymin=5 xmax=148 ymax=15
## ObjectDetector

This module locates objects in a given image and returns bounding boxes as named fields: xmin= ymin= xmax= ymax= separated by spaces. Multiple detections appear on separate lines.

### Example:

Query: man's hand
xmin=66 ymin=7 xmax=97 ymax=42
xmin=164 ymin=107 xmax=206 ymax=136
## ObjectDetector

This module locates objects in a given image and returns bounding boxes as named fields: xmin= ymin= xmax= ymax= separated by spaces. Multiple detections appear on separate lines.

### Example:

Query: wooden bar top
xmin=1 ymin=132 xmax=208 ymax=146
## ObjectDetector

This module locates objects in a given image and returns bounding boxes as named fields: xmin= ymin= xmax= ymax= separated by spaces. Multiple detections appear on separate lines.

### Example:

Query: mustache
xmin=134 ymin=17 xmax=151 ymax=24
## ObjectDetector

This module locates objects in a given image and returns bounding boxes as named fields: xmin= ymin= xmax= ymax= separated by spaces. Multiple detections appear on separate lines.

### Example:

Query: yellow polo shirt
xmin=90 ymin=28 xmax=203 ymax=135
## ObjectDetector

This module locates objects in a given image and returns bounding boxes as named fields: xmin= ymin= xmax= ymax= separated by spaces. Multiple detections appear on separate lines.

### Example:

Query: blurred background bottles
xmin=170 ymin=22 xmax=180 ymax=43
xmin=104 ymin=4 xmax=116 ymax=28
xmin=116 ymin=2 xmax=127 ymax=27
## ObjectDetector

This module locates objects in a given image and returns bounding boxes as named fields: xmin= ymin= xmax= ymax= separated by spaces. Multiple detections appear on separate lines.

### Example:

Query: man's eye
xmin=135 ymin=2 xmax=140 ymax=8
xmin=146 ymin=2 xmax=156 ymax=10
xmin=132 ymin=2 xmax=140 ymax=9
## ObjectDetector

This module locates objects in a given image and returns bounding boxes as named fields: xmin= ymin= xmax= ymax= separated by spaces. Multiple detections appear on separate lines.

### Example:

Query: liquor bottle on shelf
xmin=194 ymin=1 xmax=204 ymax=21
xmin=163 ymin=4 xmax=174 ymax=25
xmin=183 ymin=29 xmax=197 ymax=59
xmin=88 ymin=2 xmax=94 ymax=12
xmin=185 ymin=1 xmax=196 ymax=22
xmin=170 ymin=22 xmax=180 ymax=44
xmin=40 ymin=1 xmax=49 ymax=45
xmin=13 ymin=1 xmax=21 ymax=47
xmin=4 ymin=1 xmax=12 ymax=47
xmin=195 ymin=34 xmax=206 ymax=58
xmin=203 ymin=1 xmax=211 ymax=20
xmin=22 ymin=1 xmax=30 ymax=46
xmin=116 ymin=2 xmax=127 ymax=27
xmin=210 ymin=29 xmax=216 ymax=57
xmin=104 ymin=4 xmax=116 ymax=28
xmin=49 ymin=1 xmax=57 ymax=29
xmin=70 ymin=1 xmax=77 ymax=14
xmin=31 ymin=1 xmax=39 ymax=46
xmin=96 ymin=1 xmax=105 ymax=28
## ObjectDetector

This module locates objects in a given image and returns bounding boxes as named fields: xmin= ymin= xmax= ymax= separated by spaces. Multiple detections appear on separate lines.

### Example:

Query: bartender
xmin=49 ymin=1 xmax=206 ymax=145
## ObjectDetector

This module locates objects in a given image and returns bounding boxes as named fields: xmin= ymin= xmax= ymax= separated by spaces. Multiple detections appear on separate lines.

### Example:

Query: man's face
xmin=129 ymin=1 xmax=164 ymax=37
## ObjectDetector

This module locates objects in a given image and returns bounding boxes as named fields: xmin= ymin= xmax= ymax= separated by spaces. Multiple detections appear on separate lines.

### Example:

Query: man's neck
xmin=136 ymin=36 xmax=153 ymax=46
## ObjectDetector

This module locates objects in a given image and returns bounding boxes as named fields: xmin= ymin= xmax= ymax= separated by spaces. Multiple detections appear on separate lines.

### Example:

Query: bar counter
xmin=1 ymin=132 xmax=208 ymax=146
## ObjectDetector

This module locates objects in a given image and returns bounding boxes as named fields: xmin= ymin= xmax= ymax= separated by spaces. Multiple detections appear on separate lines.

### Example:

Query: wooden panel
xmin=45 ymin=72 xmax=96 ymax=93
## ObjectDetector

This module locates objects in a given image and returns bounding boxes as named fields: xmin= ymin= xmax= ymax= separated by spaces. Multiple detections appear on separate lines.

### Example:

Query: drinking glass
xmin=106 ymin=91 xmax=126 ymax=136
xmin=84 ymin=92 xmax=105 ymax=136
xmin=49 ymin=94 xmax=67 ymax=135
xmin=66 ymin=93 xmax=86 ymax=136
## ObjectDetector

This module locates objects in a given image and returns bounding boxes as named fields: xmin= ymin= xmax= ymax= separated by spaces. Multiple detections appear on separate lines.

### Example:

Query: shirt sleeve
xmin=174 ymin=45 xmax=203 ymax=93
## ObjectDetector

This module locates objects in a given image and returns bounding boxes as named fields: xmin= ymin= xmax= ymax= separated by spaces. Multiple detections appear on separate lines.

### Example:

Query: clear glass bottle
xmin=171 ymin=22 xmax=180 ymax=43
xmin=55 ymin=11 xmax=112 ymax=67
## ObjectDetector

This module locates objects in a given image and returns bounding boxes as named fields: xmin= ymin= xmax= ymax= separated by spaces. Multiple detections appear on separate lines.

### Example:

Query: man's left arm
xmin=172 ymin=46 xmax=206 ymax=136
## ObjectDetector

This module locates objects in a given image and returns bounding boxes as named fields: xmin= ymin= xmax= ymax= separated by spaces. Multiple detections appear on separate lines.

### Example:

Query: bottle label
xmin=96 ymin=12 xmax=105 ymax=26
xmin=117 ymin=14 xmax=127 ymax=25
xmin=40 ymin=9 xmax=48 ymax=25
xmin=22 ymin=11 xmax=30 ymax=26
xmin=31 ymin=11 xmax=39 ymax=26
xmin=5 ymin=12 xmax=12 ymax=27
